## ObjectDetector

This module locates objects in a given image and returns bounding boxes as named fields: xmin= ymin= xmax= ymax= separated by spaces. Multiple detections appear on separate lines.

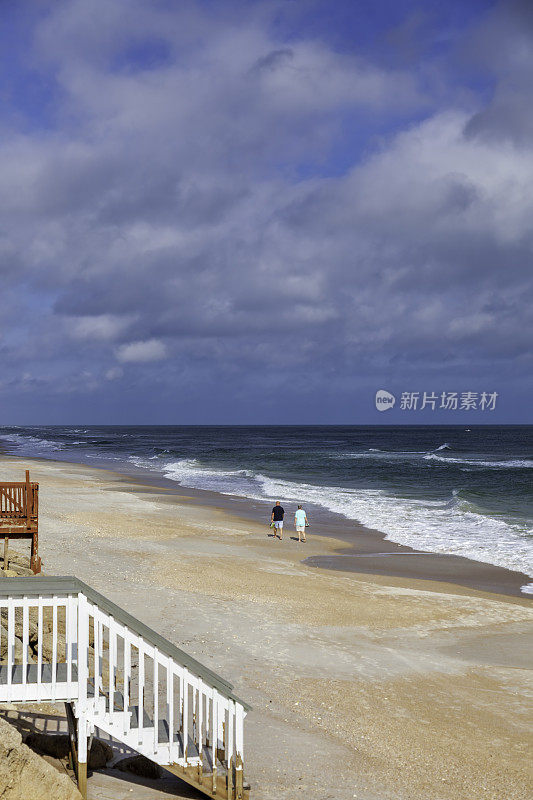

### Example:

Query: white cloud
xmin=105 ymin=366 xmax=123 ymax=380
xmin=115 ymin=339 xmax=167 ymax=363
xmin=69 ymin=314 xmax=135 ymax=341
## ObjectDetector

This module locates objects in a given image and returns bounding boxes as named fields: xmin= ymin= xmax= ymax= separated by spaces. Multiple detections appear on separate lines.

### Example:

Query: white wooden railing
xmin=0 ymin=577 xmax=250 ymax=800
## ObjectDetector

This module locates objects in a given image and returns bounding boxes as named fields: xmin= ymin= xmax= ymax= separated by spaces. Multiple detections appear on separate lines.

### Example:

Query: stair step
xmin=90 ymin=715 xmax=203 ymax=761
xmin=94 ymin=689 xmax=202 ymax=755
xmin=129 ymin=702 xmax=152 ymax=730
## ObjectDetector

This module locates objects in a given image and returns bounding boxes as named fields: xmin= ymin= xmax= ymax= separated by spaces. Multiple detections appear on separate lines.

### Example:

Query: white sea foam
xmin=333 ymin=448 xmax=532 ymax=468
xmin=332 ymin=450 xmax=428 ymax=460
xmin=249 ymin=474 xmax=532 ymax=577
xmin=130 ymin=456 xmax=533 ymax=580
xmin=424 ymin=454 xmax=533 ymax=468
xmin=0 ymin=432 xmax=64 ymax=453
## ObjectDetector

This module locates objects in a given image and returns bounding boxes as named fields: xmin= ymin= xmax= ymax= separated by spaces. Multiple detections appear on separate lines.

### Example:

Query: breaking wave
xmin=127 ymin=456 xmax=533 ymax=581
xmin=424 ymin=454 xmax=533 ymax=468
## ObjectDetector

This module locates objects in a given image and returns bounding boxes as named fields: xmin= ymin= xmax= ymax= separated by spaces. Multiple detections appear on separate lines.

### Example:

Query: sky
xmin=0 ymin=0 xmax=531 ymax=424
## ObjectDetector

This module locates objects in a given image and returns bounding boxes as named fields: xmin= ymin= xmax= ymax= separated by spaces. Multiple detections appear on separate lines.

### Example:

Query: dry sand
xmin=1 ymin=455 xmax=532 ymax=800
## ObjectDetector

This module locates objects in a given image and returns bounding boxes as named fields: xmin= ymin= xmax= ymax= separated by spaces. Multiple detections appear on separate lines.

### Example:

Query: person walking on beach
xmin=294 ymin=505 xmax=308 ymax=542
xmin=271 ymin=501 xmax=285 ymax=539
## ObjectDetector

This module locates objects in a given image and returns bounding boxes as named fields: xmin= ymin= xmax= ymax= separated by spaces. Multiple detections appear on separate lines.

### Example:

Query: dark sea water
xmin=1 ymin=425 xmax=532 ymax=589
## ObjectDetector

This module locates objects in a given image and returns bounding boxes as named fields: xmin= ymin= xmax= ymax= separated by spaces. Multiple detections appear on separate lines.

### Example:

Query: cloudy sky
xmin=0 ymin=0 xmax=531 ymax=424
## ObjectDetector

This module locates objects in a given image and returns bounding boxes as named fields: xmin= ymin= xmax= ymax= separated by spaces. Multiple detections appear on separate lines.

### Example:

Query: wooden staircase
xmin=0 ymin=577 xmax=250 ymax=799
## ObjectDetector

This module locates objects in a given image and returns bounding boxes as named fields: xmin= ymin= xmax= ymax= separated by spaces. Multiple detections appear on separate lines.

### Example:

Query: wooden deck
xmin=0 ymin=470 xmax=41 ymax=573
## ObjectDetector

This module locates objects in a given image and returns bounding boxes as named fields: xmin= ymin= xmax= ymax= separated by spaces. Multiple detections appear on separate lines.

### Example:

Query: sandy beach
xmin=1 ymin=454 xmax=532 ymax=800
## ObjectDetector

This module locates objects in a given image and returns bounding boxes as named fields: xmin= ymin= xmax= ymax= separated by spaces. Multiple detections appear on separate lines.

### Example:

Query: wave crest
xmin=121 ymin=455 xmax=533 ymax=579
xmin=424 ymin=454 xmax=533 ymax=468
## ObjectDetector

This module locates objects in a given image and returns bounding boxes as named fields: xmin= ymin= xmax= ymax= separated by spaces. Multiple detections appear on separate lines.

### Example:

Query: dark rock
xmin=25 ymin=734 xmax=70 ymax=759
xmin=88 ymin=739 xmax=113 ymax=769
xmin=116 ymin=755 xmax=161 ymax=779
xmin=25 ymin=734 xmax=113 ymax=770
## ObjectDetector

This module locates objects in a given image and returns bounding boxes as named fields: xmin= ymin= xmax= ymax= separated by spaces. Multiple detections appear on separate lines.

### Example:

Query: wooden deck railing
xmin=0 ymin=470 xmax=40 ymax=573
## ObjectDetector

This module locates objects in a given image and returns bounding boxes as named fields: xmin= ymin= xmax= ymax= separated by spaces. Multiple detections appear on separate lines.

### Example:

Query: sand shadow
xmin=0 ymin=707 xmax=205 ymax=798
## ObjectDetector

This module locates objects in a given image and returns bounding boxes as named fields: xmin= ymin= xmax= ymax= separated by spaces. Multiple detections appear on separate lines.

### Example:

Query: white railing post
xmin=227 ymin=699 xmax=235 ymax=799
xmin=21 ymin=597 xmax=29 ymax=701
xmin=77 ymin=712 xmax=88 ymax=799
xmin=138 ymin=645 xmax=145 ymax=746
xmin=192 ymin=679 xmax=197 ymax=762
xmin=77 ymin=593 xmax=88 ymax=714
xmin=183 ymin=669 xmax=189 ymax=762
xmin=153 ymin=649 xmax=159 ymax=755
xmin=108 ymin=616 xmax=116 ymax=716
xmin=197 ymin=682 xmax=204 ymax=761
xmin=51 ymin=598 xmax=58 ymax=701
xmin=76 ymin=592 xmax=89 ymax=800
xmin=211 ymin=688 xmax=218 ymax=794
xmin=217 ymin=696 xmax=224 ymax=753
xmin=37 ymin=597 xmax=43 ymax=701
xmin=66 ymin=594 xmax=73 ymax=696
xmin=167 ymin=657 xmax=175 ymax=761
xmin=193 ymin=680 xmax=203 ymax=780
xmin=7 ymin=599 xmax=14 ymax=701
xmin=178 ymin=664 xmax=184 ymax=747
xmin=235 ymin=702 xmax=244 ymax=800
xmin=205 ymin=685 xmax=210 ymax=747
xmin=123 ymin=634 xmax=131 ymax=735
xmin=93 ymin=610 xmax=100 ymax=701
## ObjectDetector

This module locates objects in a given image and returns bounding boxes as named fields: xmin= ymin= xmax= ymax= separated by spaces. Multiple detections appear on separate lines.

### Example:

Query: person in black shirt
xmin=271 ymin=501 xmax=285 ymax=540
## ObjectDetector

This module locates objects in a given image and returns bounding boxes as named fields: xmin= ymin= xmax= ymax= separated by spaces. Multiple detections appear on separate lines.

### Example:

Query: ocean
xmin=1 ymin=425 xmax=532 ymax=590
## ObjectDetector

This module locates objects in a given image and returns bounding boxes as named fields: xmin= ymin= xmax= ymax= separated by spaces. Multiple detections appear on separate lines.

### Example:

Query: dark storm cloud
xmin=0 ymin=0 xmax=531 ymax=421
xmin=251 ymin=48 xmax=294 ymax=73
xmin=463 ymin=0 xmax=533 ymax=146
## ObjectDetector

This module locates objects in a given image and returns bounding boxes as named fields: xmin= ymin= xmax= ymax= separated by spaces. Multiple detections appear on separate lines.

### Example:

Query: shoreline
xmin=2 ymin=450 xmax=531 ymax=599
xmin=122 ymin=468 xmax=532 ymax=598
xmin=0 ymin=453 xmax=531 ymax=800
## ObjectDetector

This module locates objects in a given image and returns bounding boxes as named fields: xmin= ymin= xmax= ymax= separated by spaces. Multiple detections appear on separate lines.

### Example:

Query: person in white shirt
xmin=294 ymin=505 xmax=308 ymax=542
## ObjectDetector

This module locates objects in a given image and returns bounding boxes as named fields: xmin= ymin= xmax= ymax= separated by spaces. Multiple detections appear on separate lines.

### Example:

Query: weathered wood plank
xmin=0 ymin=472 xmax=40 ymax=573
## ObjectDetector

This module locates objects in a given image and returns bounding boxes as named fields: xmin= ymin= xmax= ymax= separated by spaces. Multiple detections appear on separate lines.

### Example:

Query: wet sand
xmin=0 ymin=455 xmax=532 ymax=800
xmin=95 ymin=463 xmax=531 ymax=597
